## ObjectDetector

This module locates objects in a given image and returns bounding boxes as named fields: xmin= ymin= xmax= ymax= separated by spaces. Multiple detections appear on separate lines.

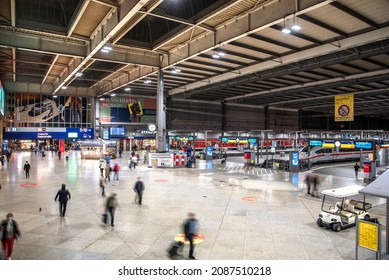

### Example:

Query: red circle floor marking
xmin=20 ymin=183 xmax=38 ymax=187
xmin=155 ymin=179 xmax=168 ymax=182
xmin=241 ymin=196 xmax=259 ymax=202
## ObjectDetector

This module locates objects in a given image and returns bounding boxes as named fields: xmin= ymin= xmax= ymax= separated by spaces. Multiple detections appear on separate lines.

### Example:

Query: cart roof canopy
xmin=322 ymin=185 xmax=365 ymax=198
xmin=359 ymin=169 xmax=389 ymax=199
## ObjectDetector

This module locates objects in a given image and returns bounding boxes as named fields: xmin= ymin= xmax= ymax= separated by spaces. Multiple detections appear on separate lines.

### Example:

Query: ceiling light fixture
xmin=172 ymin=67 xmax=181 ymax=74
xmin=75 ymin=72 xmax=83 ymax=77
xmin=111 ymin=93 xmax=116 ymax=96
xmin=291 ymin=14 xmax=301 ymax=31
xmin=144 ymin=79 xmax=152 ymax=84
xmin=212 ymin=52 xmax=220 ymax=59
xmin=212 ymin=50 xmax=226 ymax=59
xmin=102 ymin=43 xmax=112 ymax=53
xmin=61 ymin=86 xmax=67 ymax=89
xmin=124 ymin=87 xmax=131 ymax=91
xmin=282 ymin=16 xmax=291 ymax=34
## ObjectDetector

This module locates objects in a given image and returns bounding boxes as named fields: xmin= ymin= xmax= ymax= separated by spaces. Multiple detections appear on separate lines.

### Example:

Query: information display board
xmin=3 ymin=127 xmax=94 ymax=139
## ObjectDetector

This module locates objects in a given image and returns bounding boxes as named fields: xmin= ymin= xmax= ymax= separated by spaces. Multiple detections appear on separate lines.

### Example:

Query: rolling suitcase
xmin=101 ymin=213 xmax=108 ymax=224
xmin=167 ymin=241 xmax=184 ymax=258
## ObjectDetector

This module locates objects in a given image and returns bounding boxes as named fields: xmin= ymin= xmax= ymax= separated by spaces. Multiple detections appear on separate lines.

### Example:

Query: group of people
xmin=1 ymin=151 xmax=202 ymax=260
xmin=0 ymin=149 xmax=12 ymax=166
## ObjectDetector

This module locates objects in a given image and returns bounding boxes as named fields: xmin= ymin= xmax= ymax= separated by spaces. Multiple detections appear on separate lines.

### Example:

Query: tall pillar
xmin=156 ymin=69 xmax=166 ymax=152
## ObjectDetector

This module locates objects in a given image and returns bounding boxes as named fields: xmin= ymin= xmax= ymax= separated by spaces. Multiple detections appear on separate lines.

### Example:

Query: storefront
xmin=80 ymin=140 xmax=103 ymax=159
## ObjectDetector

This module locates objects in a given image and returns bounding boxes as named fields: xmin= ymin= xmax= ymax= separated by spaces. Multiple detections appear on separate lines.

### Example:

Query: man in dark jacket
xmin=133 ymin=177 xmax=145 ymax=205
xmin=184 ymin=212 xmax=199 ymax=260
xmin=23 ymin=161 xmax=31 ymax=178
xmin=54 ymin=183 xmax=71 ymax=217
xmin=1 ymin=213 xmax=21 ymax=260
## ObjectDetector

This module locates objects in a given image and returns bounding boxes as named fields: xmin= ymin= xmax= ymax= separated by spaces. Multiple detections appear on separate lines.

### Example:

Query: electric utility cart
xmin=317 ymin=186 xmax=372 ymax=232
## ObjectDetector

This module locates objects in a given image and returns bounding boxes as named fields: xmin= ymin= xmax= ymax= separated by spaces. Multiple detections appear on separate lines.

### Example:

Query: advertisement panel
xmin=15 ymin=94 xmax=87 ymax=124
xmin=148 ymin=153 xmax=174 ymax=167
xmin=0 ymin=80 xmax=5 ymax=116
xmin=100 ymin=97 xmax=156 ymax=124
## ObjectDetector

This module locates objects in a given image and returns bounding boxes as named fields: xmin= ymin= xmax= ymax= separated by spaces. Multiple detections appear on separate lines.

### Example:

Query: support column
xmin=156 ymin=69 xmax=166 ymax=153
xmin=386 ymin=198 xmax=389 ymax=254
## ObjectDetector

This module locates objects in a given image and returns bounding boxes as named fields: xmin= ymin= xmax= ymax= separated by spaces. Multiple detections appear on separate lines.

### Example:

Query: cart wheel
xmin=364 ymin=214 xmax=370 ymax=219
xmin=332 ymin=223 xmax=341 ymax=232
xmin=317 ymin=218 xmax=323 ymax=227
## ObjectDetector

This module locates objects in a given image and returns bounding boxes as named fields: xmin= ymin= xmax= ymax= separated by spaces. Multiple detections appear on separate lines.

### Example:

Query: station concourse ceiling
xmin=1 ymin=0 xmax=389 ymax=120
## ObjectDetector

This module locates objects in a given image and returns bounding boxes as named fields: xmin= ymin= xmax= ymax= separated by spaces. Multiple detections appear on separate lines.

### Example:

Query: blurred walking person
xmin=113 ymin=163 xmax=120 ymax=181
xmin=105 ymin=163 xmax=111 ymax=182
xmin=183 ymin=213 xmax=199 ymax=260
xmin=105 ymin=193 xmax=119 ymax=227
xmin=1 ymin=213 xmax=21 ymax=260
xmin=54 ymin=183 xmax=71 ymax=217
xmin=24 ymin=161 xmax=31 ymax=178
xmin=99 ymin=174 xmax=107 ymax=197
xmin=133 ymin=177 xmax=145 ymax=205
xmin=354 ymin=162 xmax=360 ymax=179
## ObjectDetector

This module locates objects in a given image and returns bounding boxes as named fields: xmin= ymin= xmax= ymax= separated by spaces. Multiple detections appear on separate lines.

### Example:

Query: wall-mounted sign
xmin=340 ymin=141 xmax=355 ymax=149
xmin=355 ymin=141 xmax=373 ymax=149
xmin=322 ymin=140 xmax=335 ymax=148
xmin=309 ymin=140 xmax=323 ymax=147
xmin=3 ymin=127 xmax=94 ymax=140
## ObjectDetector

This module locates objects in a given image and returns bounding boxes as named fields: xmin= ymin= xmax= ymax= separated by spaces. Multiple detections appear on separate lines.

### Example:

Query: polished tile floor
xmin=0 ymin=150 xmax=386 ymax=260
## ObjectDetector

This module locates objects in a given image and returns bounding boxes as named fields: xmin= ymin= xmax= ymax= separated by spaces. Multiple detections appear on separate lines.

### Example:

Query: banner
xmin=334 ymin=94 xmax=354 ymax=122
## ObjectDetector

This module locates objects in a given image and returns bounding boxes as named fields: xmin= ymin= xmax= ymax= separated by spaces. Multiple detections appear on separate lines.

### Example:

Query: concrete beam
xmin=3 ymin=81 xmax=97 ymax=97
xmin=0 ymin=29 xmax=86 ymax=57
xmin=53 ymin=0 xmax=151 ymax=94
xmin=166 ymin=0 xmax=334 ymax=69
xmin=170 ymin=26 xmax=389 ymax=96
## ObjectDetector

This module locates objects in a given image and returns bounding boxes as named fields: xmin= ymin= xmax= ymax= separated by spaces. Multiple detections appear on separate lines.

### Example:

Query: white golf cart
xmin=317 ymin=185 xmax=371 ymax=232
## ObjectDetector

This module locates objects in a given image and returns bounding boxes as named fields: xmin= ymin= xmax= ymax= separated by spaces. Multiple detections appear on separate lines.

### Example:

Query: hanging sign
xmin=335 ymin=94 xmax=354 ymax=122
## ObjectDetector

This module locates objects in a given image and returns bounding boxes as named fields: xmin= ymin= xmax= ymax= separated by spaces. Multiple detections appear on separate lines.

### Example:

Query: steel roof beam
xmin=170 ymin=30 xmax=389 ymax=97
xmin=137 ymin=11 xmax=215 ymax=33
xmin=166 ymin=0 xmax=335 ymax=67
xmin=52 ymin=0 xmax=153 ymax=95
xmin=2 ymin=81 xmax=97 ymax=97
xmin=247 ymin=34 xmax=300 ymax=51
xmin=330 ymin=1 xmax=380 ymax=29
xmin=66 ymin=0 xmax=91 ymax=38
xmin=298 ymin=14 xmax=348 ymax=37
xmin=248 ymin=70 xmax=389 ymax=105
